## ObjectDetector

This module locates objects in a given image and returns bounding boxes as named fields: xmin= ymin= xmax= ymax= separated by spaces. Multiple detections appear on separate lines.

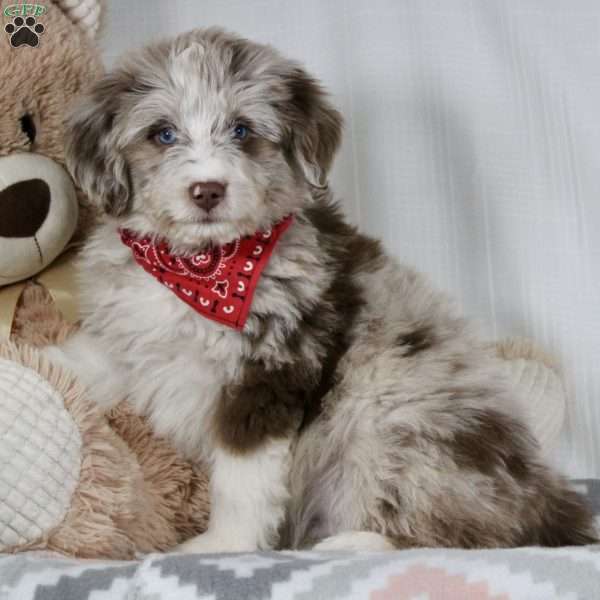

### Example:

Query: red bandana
xmin=120 ymin=216 xmax=293 ymax=330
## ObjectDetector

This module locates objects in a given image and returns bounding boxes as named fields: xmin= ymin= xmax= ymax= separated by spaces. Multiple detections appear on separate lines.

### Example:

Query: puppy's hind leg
xmin=288 ymin=415 xmax=407 ymax=552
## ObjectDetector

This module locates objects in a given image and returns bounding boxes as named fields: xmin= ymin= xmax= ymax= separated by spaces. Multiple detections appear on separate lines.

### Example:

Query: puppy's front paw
xmin=174 ymin=533 xmax=258 ymax=554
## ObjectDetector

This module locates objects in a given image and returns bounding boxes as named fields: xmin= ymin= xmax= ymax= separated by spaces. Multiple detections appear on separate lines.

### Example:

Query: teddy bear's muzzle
xmin=0 ymin=153 xmax=78 ymax=285
xmin=0 ymin=178 xmax=51 ymax=238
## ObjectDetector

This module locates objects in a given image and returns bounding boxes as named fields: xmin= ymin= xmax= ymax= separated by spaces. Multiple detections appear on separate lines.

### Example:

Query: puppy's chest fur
xmin=77 ymin=215 xmax=332 ymax=459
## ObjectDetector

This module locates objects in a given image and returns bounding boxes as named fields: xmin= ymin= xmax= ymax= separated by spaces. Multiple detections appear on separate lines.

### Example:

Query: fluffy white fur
xmin=177 ymin=440 xmax=291 ymax=553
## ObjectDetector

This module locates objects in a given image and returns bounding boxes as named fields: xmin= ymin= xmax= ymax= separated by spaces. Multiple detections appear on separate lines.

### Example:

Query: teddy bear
xmin=0 ymin=0 xmax=103 ymax=336
xmin=0 ymin=0 xmax=209 ymax=560
xmin=1 ymin=284 xmax=210 ymax=558
xmin=0 ymin=0 xmax=567 ymax=560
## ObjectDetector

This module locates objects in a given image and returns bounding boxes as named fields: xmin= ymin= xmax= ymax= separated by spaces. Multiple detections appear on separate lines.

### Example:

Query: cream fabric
xmin=504 ymin=357 xmax=566 ymax=457
xmin=0 ymin=358 xmax=81 ymax=549
xmin=102 ymin=0 xmax=600 ymax=477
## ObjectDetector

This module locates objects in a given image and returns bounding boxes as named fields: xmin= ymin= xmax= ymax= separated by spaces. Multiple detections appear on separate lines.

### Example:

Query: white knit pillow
xmin=0 ymin=358 xmax=81 ymax=549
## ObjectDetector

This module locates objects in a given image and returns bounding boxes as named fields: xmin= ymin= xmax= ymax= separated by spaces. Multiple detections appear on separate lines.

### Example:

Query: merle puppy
xmin=54 ymin=27 xmax=597 ymax=552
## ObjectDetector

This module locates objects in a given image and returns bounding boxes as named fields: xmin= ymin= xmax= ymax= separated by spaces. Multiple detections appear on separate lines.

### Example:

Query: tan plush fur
xmin=0 ymin=1 xmax=104 ymax=239
xmin=8 ymin=283 xmax=209 ymax=558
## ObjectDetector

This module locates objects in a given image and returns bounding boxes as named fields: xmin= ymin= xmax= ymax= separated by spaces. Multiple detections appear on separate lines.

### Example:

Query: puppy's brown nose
xmin=189 ymin=181 xmax=226 ymax=212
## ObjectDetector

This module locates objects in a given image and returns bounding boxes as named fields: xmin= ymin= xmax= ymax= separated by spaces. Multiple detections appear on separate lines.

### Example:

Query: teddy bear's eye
xmin=20 ymin=114 xmax=36 ymax=144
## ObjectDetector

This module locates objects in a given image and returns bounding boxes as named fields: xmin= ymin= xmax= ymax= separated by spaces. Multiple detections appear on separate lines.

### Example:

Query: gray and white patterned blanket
xmin=1 ymin=480 xmax=599 ymax=600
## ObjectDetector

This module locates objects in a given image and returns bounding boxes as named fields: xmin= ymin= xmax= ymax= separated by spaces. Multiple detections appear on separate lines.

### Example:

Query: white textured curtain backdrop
xmin=102 ymin=0 xmax=600 ymax=478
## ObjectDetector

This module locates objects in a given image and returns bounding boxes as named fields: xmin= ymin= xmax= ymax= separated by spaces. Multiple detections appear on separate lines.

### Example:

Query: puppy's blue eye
xmin=232 ymin=124 xmax=249 ymax=141
xmin=156 ymin=128 xmax=177 ymax=145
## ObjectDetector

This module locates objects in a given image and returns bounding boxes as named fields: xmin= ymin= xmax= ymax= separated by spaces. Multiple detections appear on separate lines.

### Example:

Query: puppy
xmin=55 ymin=27 xmax=597 ymax=552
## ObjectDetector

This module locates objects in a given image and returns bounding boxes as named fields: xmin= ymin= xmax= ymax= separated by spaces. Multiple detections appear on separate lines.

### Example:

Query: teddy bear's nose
xmin=0 ymin=179 xmax=50 ymax=238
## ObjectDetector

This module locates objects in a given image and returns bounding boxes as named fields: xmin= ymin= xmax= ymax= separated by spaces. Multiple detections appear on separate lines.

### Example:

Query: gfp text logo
xmin=3 ymin=4 xmax=46 ymax=17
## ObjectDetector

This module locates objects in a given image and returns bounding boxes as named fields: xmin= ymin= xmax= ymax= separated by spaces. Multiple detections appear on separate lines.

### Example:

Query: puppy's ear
xmin=284 ymin=68 xmax=343 ymax=188
xmin=65 ymin=72 xmax=132 ymax=216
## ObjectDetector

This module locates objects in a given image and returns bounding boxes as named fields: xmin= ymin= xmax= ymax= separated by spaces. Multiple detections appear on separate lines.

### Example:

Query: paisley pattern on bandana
xmin=120 ymin=216 xmax=293 ymax=330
